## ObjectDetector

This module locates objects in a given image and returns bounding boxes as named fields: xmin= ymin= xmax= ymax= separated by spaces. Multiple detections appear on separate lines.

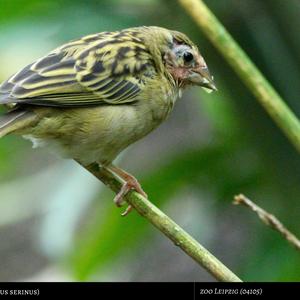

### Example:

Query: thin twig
xmin=234 ymin=194 xmax=300 ymax=251
xmin=77 ymin=160 xmax=242 ymax=282
xmin=178 ymin=0 xmax=300 ymax=154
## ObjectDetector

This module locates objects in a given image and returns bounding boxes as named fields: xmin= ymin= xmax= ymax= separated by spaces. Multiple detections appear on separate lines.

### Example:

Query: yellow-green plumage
xmin=0 ymin=26 xmax=215 ymax=166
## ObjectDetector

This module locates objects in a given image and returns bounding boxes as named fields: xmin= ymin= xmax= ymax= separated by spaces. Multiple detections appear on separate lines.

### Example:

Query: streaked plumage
xmin=0 ymin=26 xmax=216 ymax=214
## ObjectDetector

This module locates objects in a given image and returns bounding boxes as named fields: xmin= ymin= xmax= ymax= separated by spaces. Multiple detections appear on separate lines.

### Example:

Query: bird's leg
xmin=105 ymin=165 xmax=148 ymax=216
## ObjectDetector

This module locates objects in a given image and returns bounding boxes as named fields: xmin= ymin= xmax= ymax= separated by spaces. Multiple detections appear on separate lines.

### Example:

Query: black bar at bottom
xmin=0 ymin=282 xmax=298 ymax=298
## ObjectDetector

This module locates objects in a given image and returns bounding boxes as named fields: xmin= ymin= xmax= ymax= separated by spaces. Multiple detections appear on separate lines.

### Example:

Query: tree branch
xmin=77 ymin=161 xmax=242 ymax=282
xmin=178 ymin=0 xmax=300 ymax=154
xmin=234 ymin=194 xmax=300 ymax=251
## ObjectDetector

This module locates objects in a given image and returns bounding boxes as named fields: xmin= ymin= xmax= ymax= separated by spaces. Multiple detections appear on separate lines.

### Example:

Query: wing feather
xmin=0 ymin=29 xmax=156 ymax=108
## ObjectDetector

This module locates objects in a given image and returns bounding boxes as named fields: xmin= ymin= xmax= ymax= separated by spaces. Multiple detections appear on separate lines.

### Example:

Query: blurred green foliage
xmin=0 ymin=0 xmax=299 ymax=281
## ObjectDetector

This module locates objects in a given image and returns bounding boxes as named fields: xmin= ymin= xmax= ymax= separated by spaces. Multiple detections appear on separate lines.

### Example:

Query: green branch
xmin=178 ymin=0 xmax=300 ymax=153
xmin=79 ymin=161 xmax=242 ymax=282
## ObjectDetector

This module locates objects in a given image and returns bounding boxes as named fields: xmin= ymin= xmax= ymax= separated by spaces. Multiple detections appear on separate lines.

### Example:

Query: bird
xmin=0 ymin=26 xmax=216 ymax=215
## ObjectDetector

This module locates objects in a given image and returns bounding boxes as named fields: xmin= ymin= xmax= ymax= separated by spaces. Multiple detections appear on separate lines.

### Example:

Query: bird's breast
xmin=23 ymin=79 xmax=179 ymax=165
xmin=140 ymin=78 xmax=179 ymax=125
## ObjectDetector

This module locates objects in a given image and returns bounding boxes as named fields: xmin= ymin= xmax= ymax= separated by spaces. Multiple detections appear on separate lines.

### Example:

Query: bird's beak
xmin=188 ymin=66 xmax=217 ymax=92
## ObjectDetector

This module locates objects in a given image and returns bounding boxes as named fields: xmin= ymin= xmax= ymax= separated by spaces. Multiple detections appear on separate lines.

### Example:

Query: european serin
xmin=0 ymin=26 xmax=216 ymax=215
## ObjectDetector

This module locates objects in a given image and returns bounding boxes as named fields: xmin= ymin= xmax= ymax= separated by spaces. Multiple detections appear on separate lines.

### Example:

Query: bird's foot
xmin=113 ymin=176 xmax=147 ymax=216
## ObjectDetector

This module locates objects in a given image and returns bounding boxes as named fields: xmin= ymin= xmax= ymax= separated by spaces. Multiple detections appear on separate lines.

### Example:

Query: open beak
xmin=188 ymin=66 xmax=217 ymax=92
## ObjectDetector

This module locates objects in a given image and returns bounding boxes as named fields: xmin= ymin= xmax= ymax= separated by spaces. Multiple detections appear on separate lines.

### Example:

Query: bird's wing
xmin=0 ymin=31 xmax=155 ymax=107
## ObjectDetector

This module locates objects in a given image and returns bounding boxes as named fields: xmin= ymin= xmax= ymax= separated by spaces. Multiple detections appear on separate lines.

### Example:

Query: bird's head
xmin=144 ymin=27 xmax=217 ymax=92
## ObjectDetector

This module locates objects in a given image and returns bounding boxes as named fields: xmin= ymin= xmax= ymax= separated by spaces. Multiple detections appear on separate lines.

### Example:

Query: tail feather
xmin=0 ymin=109 xmax=36 ymax=137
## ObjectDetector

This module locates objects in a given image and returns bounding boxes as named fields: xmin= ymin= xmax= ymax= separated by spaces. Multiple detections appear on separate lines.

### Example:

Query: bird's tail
xmin=0 ymin=109 xmax=37 ymax=138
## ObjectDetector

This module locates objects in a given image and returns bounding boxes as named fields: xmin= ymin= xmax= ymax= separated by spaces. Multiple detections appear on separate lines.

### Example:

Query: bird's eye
xmin=183 ymin=52 xmax=194 ymax=63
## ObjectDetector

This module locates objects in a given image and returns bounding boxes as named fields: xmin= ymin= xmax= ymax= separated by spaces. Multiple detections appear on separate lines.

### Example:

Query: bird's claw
xmin=113 ymin=182 xmax=131 ymax=207
xmin=113 ymin=178 xmax=147 ymax=216
xmin=121 ymin=205 xmax=133 ymax=217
